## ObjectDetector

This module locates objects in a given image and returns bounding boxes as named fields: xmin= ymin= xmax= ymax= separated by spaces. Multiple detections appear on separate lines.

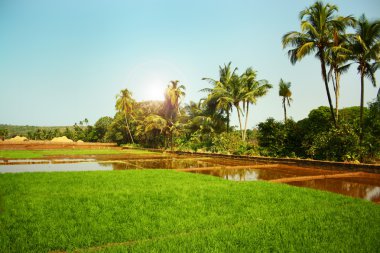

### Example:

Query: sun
xmin=145 ymin=79 xmax=166 ymax=101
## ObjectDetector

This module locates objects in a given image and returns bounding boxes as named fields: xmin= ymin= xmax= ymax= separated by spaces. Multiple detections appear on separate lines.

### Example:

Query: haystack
xmin=7 ymin=136 xmax=28 ymax=142
xmin=76 ymin=140 xmax=84 ymax=143
xmin=51 ymin=136 xmax=74 ymax=143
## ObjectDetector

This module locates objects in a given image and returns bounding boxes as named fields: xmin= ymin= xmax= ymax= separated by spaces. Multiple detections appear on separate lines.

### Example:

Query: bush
xmin=308 ymin=123 xmax=360 ymax=162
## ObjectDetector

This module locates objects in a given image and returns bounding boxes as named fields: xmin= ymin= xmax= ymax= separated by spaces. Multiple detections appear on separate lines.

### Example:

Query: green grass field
xmin=0 ymin=149 xmax=159 ymax=159
xmin=0 ymin=170 xmax=379 ymax=252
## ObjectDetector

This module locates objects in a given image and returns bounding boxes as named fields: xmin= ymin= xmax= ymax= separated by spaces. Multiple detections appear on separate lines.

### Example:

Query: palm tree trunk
xmin=283 ymin=98 xmax=287 ymax=122
xmin=236 ymin=105 xmax=244 ymax=140
xmin=320 ymin=52 xmax=337 ymax=127
xmin=170 ymin=131 xmax=173 ymax=151
xmin=335 ymin=70 xmax=340 ymax=122
xmin=243 ymin=102 xmax=250 ymax=142
xmin=226 ymin=109 xmax=230 ymax=133
xmin=359 ymin=69 xmax=365 ymax=145
xmin=124 ymin=112 xmax=134 ymax=144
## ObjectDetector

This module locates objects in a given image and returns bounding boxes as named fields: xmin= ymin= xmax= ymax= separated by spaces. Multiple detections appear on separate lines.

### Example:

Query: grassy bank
xmin=0 ymin=148 xmax=159 ymax=159
xmin=0 ymin=170 xmax=379 ymax=252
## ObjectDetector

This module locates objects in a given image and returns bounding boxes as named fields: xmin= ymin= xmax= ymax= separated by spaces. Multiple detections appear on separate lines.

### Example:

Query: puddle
xmin=0 ymin=162 xmax=115 ymax=173
xmin=287 ymin=178 xmax=380 ymax=202
xmin=191 ymin=166 xmax=342 ymax=181
xmin=0 ymin=158 xmax=97 ymax=165
xmin=120 ymin=158 xmax=214 ymax=170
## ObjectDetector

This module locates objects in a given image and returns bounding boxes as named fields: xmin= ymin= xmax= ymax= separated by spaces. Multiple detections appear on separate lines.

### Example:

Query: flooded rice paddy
xmin=1 ymin=155 xmax=379 ymax=203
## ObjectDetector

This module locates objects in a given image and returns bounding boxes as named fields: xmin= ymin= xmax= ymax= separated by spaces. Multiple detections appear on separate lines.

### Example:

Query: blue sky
xmin=0 ymin=0 xmax=379 ymax=127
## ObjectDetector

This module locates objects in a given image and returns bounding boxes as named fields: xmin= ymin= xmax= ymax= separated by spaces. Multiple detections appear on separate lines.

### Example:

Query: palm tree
xmin=203 ymin=63 xmax=247 ymax=139
xmin=326 ymin=17 xmax=356 ymax=122
xmin=326 ymin=35 xmax=352 ymax=122
xmin=241 ymin=68 xmax=272 ymax=141
xmin=350 ymin=15 xmax=380 ymax=143
xmin=202 ymin=62 xmax=236 ymax=132
xmin=282 ymin=1 xmax=354 ymax=126
xmin=116 ymin=88 xmax=135 ymax=144
xmin=278 ymin=79 xmax=293 ymax=122
xmin=164 ymin=80 xmax=186 ymax=149
xmin=164 ymin=80 xmax=186 ymax=121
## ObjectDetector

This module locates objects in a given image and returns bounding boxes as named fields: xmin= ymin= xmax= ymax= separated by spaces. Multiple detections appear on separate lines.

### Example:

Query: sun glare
xmin=145 ymin=80 xmax=165 ymax=101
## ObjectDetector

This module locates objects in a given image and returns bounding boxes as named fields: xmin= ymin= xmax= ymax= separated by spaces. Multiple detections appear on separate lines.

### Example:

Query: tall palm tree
xmin=116 ymin=88 xmax=135 ymax=144
xmin=164 ymin=80 xmax=186 ymax=122
xmin=282 ymin=1 xmax=353 ymax=126
xmin=202 ymin=62 xmax=236 ymax=132
xmin=203 ymin=63 xmax=247 ymax=138
xmin=326 ymin=17 xmax=356 ymax=122
xmin=241 ymin=68 xmax=272 ymax=141
xmin=326 ymin=34 xmax=352 ymax=122
xmin=278 ymin=79 xmax=293 ymax=122
xmin=164 ymin=80 xmax=186 ymax=149
xmin=350 ymin=15 xmax=380 ymax=142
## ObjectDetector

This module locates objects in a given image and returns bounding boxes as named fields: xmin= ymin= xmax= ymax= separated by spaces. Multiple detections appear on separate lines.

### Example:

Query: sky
xmin=0 ymin=0 xmax=379 ymax=128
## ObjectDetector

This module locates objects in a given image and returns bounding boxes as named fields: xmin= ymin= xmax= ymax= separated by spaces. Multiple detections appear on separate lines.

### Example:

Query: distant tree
xmin=350 ymin=15 xmax=380 ymax=143
xmin=363 ymin=97 xmax=380 ymax=161
xmin=94 ymin=116 xmax=113 ymax=142
xmin=164 ymin=80 xmax=186 ymax=149
xmin=202 ymin=62 xmax=237 ymax=132
xmin=257 ymin=118 xmax=286 ymax=157
xmin=326 ymin=21 xmax=354 ymax=122
xmin=164 ymin=80 xmax=186 ymax=121
xmin=278 ymin=79 xmax=293 ymax=122
xmin=0 ymin=128 xmax=8 ymax=140
xmin=116 ymin=88 xmax=135 ymax=144
xmin=241 ymin=68 xmax=272 ymax=141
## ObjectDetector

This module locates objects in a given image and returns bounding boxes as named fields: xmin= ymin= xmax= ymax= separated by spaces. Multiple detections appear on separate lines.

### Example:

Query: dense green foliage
xmin=0 ymin=125 xmax=67 ymax=140
xmin=2 ymin=1 xmax=379 ymax=163
xmin=1 ymin=170 xmax=379 ymax=252
xmin=256 ymin=104 xmax=379 ymax=162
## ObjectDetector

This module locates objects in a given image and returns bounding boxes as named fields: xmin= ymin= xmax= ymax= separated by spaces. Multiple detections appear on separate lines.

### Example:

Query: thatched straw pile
xmin=51 ymin=136 xmax=74 ymax=143
xmin=7 ymin=136 xmax=28 ymax=142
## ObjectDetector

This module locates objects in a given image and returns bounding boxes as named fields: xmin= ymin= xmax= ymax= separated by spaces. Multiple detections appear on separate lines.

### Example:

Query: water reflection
xmin=115 ymin=158 xmax=214 ymax=170
xmin=0 ymin=162 xmax=113 ymax=173
xmin=193 ymin=167 xmax=331 ymax=181
xmin=287 ymin=178 xmax=380 ymax=202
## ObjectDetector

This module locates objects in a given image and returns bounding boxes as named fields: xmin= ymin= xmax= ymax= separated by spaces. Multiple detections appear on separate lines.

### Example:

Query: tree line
xmin=1 ymin=1 xmax=379 ymax=162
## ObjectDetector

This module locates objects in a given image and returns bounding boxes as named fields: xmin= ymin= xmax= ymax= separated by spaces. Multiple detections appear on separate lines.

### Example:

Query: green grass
xmin=0 ymin=148 xmax=160 ymax=159
xmin=0 ymin=170 xmax=379 ymax=252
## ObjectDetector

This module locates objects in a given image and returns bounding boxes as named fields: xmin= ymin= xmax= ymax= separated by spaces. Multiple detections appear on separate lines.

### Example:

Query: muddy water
xmin=0 ymin=162 xmax=114 ymax=173
xmin=119 ymin=158 xmax=215 ymax=169
xmin=191 ymin=166 xmax=342 ymax=181
xmin=287 ymin=178 xmax=380 ymax=202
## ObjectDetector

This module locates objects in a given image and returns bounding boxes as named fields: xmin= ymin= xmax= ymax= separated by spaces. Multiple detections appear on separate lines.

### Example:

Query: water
xmin=191 ymin=166 xmax=341 ymax=181
xmin=287 ymin=178 xmax=380 ymax=202
xmin=0 ymin=162 xmax=114 ymax=173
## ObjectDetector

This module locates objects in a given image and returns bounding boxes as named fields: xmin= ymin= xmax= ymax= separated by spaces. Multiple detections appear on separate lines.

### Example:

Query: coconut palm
xmin=203 ymin=62 xmax=247 ymax=138
xmin=164 ymin=80 xmax=186 ymax=122
xmin=241 ymin=68 xmax=272 ymax=141
xmin=282 ymin=1 xmax=354 ymax=126
xmin=326 ymin=34 xmax=352 ymax=122
xmin=202 ymin=62 xmax=236 ymax=132
xmin=116 ymin=88 xmax=135 ymax=144
xmin=164 ymin=80 xmax=186 ymax=149
xmin=326 ymin=17 xmax=356 ymax=122
xmin=350 ymin=15 xmax=380 ymax=142
xmin=278 ymin=79 xmax=293 ymax=122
